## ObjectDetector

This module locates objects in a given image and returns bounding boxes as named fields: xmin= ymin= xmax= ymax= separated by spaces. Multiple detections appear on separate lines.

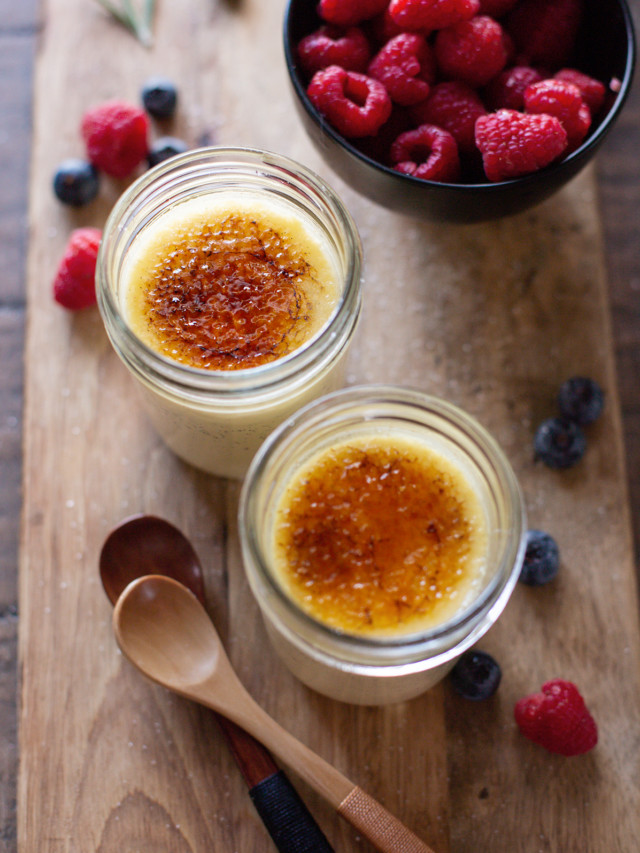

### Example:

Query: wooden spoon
xmin=100 ymin=515 xmax=206 ymax=610
xmin=113 ymin=574 xmax=437 ymax=853
xmin=101 ymin=515 xmax=332 ymax=852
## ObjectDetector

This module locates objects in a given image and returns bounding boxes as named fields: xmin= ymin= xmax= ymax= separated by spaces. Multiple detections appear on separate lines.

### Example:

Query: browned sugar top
xmin=273 ymin=437 xmax=487 ymax=637
xmin=123 ymin=198 xmax=338 ymax=370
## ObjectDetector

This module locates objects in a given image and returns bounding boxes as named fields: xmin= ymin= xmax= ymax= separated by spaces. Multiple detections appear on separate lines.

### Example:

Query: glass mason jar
xmin=96 ymin=147 xmax=362 ymax=479
xmin=239 ymin=386 xmax=526 ymax=705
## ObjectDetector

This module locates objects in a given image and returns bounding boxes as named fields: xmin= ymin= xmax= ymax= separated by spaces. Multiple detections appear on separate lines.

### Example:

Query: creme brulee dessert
xmin=240 ymin=386 xmax=525 ymax=704
xmin=121 ymin=193 xmax=340 ymax=371
xmin=272 ymin=434 xmax=488 ymax=638
xmin=97 ymin=149 xmax=362 ymax=479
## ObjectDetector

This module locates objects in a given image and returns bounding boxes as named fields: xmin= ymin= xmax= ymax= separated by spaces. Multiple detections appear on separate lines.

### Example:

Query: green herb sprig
xmin=94 ymin=0 xmax=156 ymax=48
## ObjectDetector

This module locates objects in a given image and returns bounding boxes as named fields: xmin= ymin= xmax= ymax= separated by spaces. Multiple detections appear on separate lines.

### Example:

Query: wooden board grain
xmin=19 ymin=0 xmax=640 ymax=850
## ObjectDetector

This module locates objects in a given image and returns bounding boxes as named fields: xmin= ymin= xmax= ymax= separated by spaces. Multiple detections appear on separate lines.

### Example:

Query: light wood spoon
xmin=113 ymin=574 xmax=437 ymax=853
xmin=101 ymin=515 xmax=333 ymax=852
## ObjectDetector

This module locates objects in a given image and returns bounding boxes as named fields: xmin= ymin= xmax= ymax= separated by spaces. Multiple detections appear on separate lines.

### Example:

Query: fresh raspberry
xmin=318 ymin=0 xmax=389 ymax=27
xmin=368 ymin=33 xmax=436 ymax=106
xmin=307 ymin=65 xmax=392 ymax=137
xmin=483 ymin=65 xmax=543 ymax=111
xmin=475 ymin=109 xmax=567 ymax=181
xmin=390 ymin=123 xmax=461 ymax=182
xmin=388 ymin=0 xmax=480 ymax=33
xmin=477 ymin=0 xmax=518 ymax=16
xmin=81 ymin=100 xmax=149 ymax=179
xmin=52 ymin=227 xmax=102 ymax=310
xmin=367 ymin=7 xmax=415 ymax=45
xmin=555 ymin=68 xmax=606 ymax=115
xmin=411 ymin=80 xmax=486 ymax=153
xmin=435 ymin=16 xmax=509 ymax=88
xmin=355 ymin=105 xmax=414 ymax=165
xmin=297 ymin=25 xmax=372 ymax=76
xmin=514 ymin=679 xmax=598 ymax=756
xmin=505 ymin=0 xmax=583 ymax=69
xmin=524 ymin=79 xmax=591 ymax=150
xmin=501 ymin=28 xmax=517 ymax=67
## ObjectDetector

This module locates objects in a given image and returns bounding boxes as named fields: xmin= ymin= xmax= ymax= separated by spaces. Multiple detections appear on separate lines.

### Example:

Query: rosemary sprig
xmin=94 ymin=0 xmax=156 ymax=48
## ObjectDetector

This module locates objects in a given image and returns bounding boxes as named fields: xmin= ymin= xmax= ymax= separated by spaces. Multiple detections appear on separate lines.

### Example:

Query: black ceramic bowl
xmin=284 ymin=0 xmax=636 ymax=223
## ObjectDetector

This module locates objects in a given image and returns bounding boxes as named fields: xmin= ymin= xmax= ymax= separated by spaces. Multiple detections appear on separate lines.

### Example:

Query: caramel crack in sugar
xmin=273 ymin=437 xmax=488 ymax=637
xmin=124 ymin=201 xmax=338 ymax=371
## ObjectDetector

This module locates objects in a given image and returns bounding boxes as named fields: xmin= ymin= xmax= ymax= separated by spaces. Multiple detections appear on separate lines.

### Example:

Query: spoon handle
xmin=215 ymin=714 xmax=279 ymax=786
xmin=216 ymin=716 xmax=334 ymax=852
xmin=249 ymin=769 xmax=334 ymax=853
xmin=337 ymin=786 xmax=436 ymax=853
xmin=214 ymin=685 xmax=436 ymax=853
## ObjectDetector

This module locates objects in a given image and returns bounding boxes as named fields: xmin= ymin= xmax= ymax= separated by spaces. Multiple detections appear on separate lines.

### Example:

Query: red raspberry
xmin=390 ymin=123 xmax=461 ymax=181
xmin=368 ymin=33 xmax=436 ymax=106
xmin=483 ymin=65 xmax=543 ymax=111
xmin=477 ymin=0 xmax=517 ymax=16
xmin=524 ymin=79 xmax=591 ymax=150
xmin=555 ymin=68 xmax=606 ymax=116
xmin=388 ymin=0 xmax=480 ymax=32
xmin=367 ymin=7 xmax=414 ymax=45
xmin=435 ymin=16 xmax=509 ymax=88
xmin=514 ymin=679 xmax=598 ymax=756
xmin=411 ymin=81 xmax=486 ymax=153
xmin=52 ymin=227 xmax=102 ymax=310
xmin=307 ymin=65 xmax=392 ymax=137
xmin=81 ymin=100 xmax=149 ymax=179
xmin=506 ymin=0 xmax=583 ymax=69
xmin=355 ymin=104 xmax=414 ymax=164
xmin=318 ymin=0 xmax=389 ymax=27
xmin=475 ymin=108 xmax=567 ymax=181
xmin=297 ymin=26 xmax=371 ymax=76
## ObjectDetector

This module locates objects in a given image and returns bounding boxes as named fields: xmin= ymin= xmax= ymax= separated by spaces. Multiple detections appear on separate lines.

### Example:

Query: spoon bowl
xmin=100 ymin=514 xmax=206 ymax=606
xmin=115 ymin=573 xmax=221 ymax=688
xmin=100 ymin=515 xmax=334 ymax=851
xmin=114 ymin=574 xmax=436 ymax=853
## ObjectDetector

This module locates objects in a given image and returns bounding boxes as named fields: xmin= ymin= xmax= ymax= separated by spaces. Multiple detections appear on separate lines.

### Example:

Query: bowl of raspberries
xmin=284 ymin=0 xmax=635 ymax=222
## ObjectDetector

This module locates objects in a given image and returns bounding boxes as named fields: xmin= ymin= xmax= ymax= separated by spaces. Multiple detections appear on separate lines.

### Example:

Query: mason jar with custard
xmin=239 ymin=386 xmax=526 ymax=705
xmin=96 ymin=147 xmax=362 ymax=479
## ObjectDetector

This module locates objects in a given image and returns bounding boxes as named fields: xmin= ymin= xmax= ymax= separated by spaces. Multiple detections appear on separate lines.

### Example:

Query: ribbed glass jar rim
xmin=96 ymin=146 xmax=362 ymax=404
xmin=239 ymin=385 xmax=527 ymax=669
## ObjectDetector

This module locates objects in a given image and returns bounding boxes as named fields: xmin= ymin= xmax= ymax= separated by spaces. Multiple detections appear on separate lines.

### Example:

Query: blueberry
xmin=534 ymin=416 xmax=586 ymax=469
xmin=450 ymin=650 xmax=501 ymax=701
xmin=53 ymin=159 xmax=99 ymax=206
xmin=557 ymin=376 xmax=604 ymax=426
xmin=147 ymin=137 xmax=189 ymax=168
xmin=519 ymin=529 xmax=560 ymax=586
xmin=141 ymin=77 xmax=178 ymax=119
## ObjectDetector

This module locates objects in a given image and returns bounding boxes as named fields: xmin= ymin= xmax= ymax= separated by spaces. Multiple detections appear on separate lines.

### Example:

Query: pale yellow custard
xmin=272 ymin=434 xmax=489 ymax=638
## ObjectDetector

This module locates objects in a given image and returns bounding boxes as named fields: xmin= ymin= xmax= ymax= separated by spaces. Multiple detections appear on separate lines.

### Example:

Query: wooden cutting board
xmin=19 ymin=0 xmax=640 ymax=850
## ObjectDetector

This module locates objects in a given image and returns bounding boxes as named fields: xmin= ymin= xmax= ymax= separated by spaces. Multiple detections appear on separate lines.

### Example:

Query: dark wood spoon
xmin=100 ymin=514 xmax=333 ymax=852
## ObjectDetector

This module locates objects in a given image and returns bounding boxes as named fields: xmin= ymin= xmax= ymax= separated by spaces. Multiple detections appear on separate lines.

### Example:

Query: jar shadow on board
xmin=96 ymin=147 xmax=363 ymax=480
xmin=239 ymin=386 xmax=527 ymax=706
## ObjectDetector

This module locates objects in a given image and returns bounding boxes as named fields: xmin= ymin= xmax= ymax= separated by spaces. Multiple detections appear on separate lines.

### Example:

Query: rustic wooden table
xmin=1 ymin=0 xmax=639 ymax=850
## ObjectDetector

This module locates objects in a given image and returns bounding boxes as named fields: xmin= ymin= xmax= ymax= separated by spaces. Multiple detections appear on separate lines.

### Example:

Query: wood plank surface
xmin=0 ymin=3 xmax=40 ymax=846
xmin=18 ymin=0 xmax=640 ymax=851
